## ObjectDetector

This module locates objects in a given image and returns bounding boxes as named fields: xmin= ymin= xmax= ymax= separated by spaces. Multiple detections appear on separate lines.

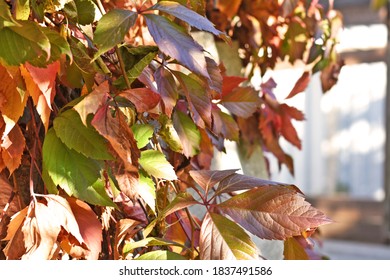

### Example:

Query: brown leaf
xmin=285 ymin=71 xmax=310 ymax=99
xmin=0 ymin=64 xmax=28 ymax=137
xmin=1 ymin=124 xmax=25 ymax=174
xmin=64 ymin=197 xmax=102 ymax=259
xmin=217 ymin=186 xmax=332 ymax=240
xmin=220 ymin=86 xmax=260 ymax=118
xmin=74 ymin=81 xmax=110 ymax=126
xmin=216 ymin=0 xmax=243 ymax=19
xmin=114 ymin=218 xmax=140 ymax=259
xmin=0 ymin=175 xmax=20 ymax=239
xmin=2 ymin=207 xmax=28 ymax=259
xmin=119 ymin=88 xmax=161 ymax=113
xmin=92 ymin=106 xmax=140 ymax=173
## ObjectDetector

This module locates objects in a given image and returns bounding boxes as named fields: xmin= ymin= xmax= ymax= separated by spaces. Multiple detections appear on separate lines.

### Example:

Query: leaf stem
xmin=115 ymin=46 xmax=132 ymax=89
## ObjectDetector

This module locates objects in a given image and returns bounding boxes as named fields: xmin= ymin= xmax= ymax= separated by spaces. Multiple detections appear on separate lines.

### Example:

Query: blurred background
xmin=270 ymin=0 xmax=390 ymax=259
xmin=211 ymin=0 xmax=390 ymax=259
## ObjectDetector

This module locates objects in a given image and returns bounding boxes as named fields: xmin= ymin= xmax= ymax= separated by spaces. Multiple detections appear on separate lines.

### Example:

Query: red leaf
xmin=216 ymin=186 xmax=332 ymax=240
xmin=189 ymin=169 xmax=237 ymax=196
xmin=119 ymin=88 xmax=161 ymax=113
xmin=74 ymin=81 xmax=110 ymax=125
xmin=25 ymin=61 xmax=59 ymax=110
xmin=92 ymin=106 xmax=140 ymax=173
xmin=174 ymin=72 xmax=212 ymax=128
xmin=66 ymin=197 xmax=103 ymax=260
xmin=220 ymin=87 xmax=260 ymax=118
xmin=285 ymin=71 xmax=310 ymax=99
xmin=154 ymin=66 xmax=178 ymax=116
xmin=221 ymin=76 xmax=247 ymax=98
xmin=279 ymin=103 xmax=305 ymax=149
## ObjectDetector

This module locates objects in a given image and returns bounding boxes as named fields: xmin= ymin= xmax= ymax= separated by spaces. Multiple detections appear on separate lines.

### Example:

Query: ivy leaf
xmin=131 ymin=123 xmax=154 ymax=149
xmin=73 ymin=81 xmax=110 ymax=126
xmin=139 ymin=150 xmax=177 ymax=180
xmin=216 ymin=186 xmax=332 ymax=240
xmin=0 ymin=20 xmax=50 ymax=66
xmin=285 ymin=71 xmax=310 ymax=99
xmin=154 ymin=66 xmax=178 ymax=117
xmin=149 ymin=1 xmax=229 ymax=43
xmin=136 ymin=250 xmax=187 ymax=260
xmin=172 ymin=110 xmax=201 ymax=157
xmin=63 ymin=0 xmax=96 ymax=25
xmin=0 ymin=64 xmax=28 ymax=137
xmin=53 ymin=109 xmax=114 ymax=160
xmin=160 ymin=192 xmax=199 ymax=218
xmin=189 ymin=169 xmax=237 ymax=196
xmin=123 ymin=237 xmax=184 ymax=256
xmin=174 ymin=72 xmax=212 ymax=128
xmin=93 ymin=9 xmax=137 ymax=59
xmin=199 ymin=212 xmax=259 ymax=260
xmin=118 ymin=88 xmax=161 ymax=113
xmin=91 ymin=106 xmax=140 ymax=173
xmin=1 ymin=124 xmax=25 ymax=175
xmin=144 ymin=14 xmax=209 ymax=79
xmin=42 ymin=129 xmax=115 ymax=206
xmin=284 ymin=236 xmax=309 ymax=260
xmin=211 ymin=106 xmax=239 ymax=141
xmin=159 ymin=114 xmax=183 ymax=153
xmin=113 ymin=49 xmax=157 ymax=89
xmin=220 ymin=86 xmax=260 ymax=118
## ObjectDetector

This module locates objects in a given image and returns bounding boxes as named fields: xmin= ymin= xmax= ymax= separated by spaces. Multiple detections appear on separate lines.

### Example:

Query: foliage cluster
xmin=0 ymin=0 xmax=341 ymax=260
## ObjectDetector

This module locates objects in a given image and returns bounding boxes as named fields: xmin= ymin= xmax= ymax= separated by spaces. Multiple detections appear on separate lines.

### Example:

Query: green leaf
xmin=199 ymin=212 xmax=259 ymax=260
xmin=42 ymin=27 xmax=73 ymax=63
xmin=135 ymin=250 xmax=187 ymax=260
xmin=138 ymin=172 xmax=156 ymax=213
xmin=93 ymin=9 xmax=137 ymax=59
xmin=159 ymin=114 xmax=183 ymax=153
xmin=131 ymin=123 xmax=154 ymax=149
xmin=0 ymin=0 xmax=19 ymax=27
xmin=160 ymin=192 xmax=199 ymax=218
xmin=0 ymin=21 xmax=50 ymax=66
xmin=144 ymin=14 xmax=209 ymax=79
xmin=53 ymin=109 xmax=113 ymax=160
xmin=139 ymin=150 xmax=177 ymax=180
xmin=64 ymin=0 xmax=96 ymax=25
xmin=113 ymin=50 xmax=157 ymax=89
xmin=14 ymin=0 xmax=31 ymax=20
xmin=149 ymin=1 xmax=229 ymax=43
xmin=42 ymin=128 xmax=114 ymax=206
xmin=123 ymin=237 xmax=184 ymax=256
xmin=172 ymin=110 xmax=201 ymax=157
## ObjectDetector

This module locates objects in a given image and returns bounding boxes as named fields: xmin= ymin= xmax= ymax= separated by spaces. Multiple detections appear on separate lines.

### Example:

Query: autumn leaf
xmin=135 ymin=250 xmax=187 ymax=260
xmin=144 ymin=14 xmax=209 ymax=79
xmin=211 ymin=105 xmax=239 ymax=141
xmin=174 ymin=72 xmax=212 ymax=128
xmin=216 ymin=186 xmax=332 ymax=240
xmin=154 ymin=66 xmax=178 ymax=117
xmin=119 ymin=88 xmax=161 ymax=113
xmin=92 ymin=105 xmax=140 ymax=173
xmin=199 ymin=212 xmax=259 ymax=260
xmin=285 ymin=71 xmax=310 ymax=99
xmin=64 ymin=197 xmax=102 ymax=259
xmin=149 ymin=1 xmax=229 ymax=43
xmin=114 ymin=218 xmax=140 ymax=259
xmin=139 ymin=150 xmax=177 ymax=180
xmin=220 ymin=86 xmax=260 ymax=118
xmin=1 ymin=124 xmax=25 ymax=174
xmin=189 ymin=169 xmax=237 ymax=197
xmin=0 ymin=64 xmax=28 ymax=137
xmin=73 ymin=81 xmax=110 ymax=126
xmin=284 ymin=236 xmax=309 ymax=260
xmin=93 ymin=9 xmax=137 ymax=59
xmin=172 ymin=110 xmax=201 ymax=157
xmin=216 ymin=0 xmax=243 ymax=19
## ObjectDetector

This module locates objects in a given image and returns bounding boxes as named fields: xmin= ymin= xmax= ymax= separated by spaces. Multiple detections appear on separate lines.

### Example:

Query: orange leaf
xmin=114 ymin=218 xmax=140 ymax=259
xmin=25 ymin=61 xmax=59 ymax=110
xmin=283 ymin=236 xmax=309 ymax=260
xmin=0 ymin=64 xmax=28 ymax=137
xmin=20 ymin=65 xmax=51 ymax=131
xmin=1 ymin=124 xmax=25 ymax=174
xmin=66 ymin=197 xmax=103 ymax=260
